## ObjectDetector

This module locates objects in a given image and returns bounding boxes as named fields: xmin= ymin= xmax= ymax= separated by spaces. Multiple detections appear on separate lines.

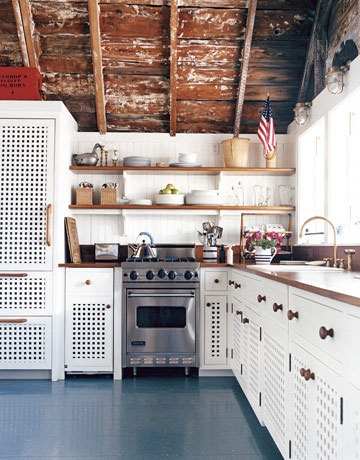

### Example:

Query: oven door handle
xmin=128 ymin=293 xmax=195 ymax=298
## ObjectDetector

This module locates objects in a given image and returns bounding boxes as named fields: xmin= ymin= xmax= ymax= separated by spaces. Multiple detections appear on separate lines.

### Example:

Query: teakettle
xmin=72 ymin=143 xmax=104 ymax=166
xmin=128 ymin=232 xmax=157 ymax=259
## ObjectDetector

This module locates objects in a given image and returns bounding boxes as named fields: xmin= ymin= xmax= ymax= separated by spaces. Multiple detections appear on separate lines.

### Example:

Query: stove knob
xmin=146 ymin=270 xmax=155 ymax=280
xmin=158 ymin=269 xmax=166 ymax=279
xmin=168 ymin=270 xmax=177 ymax=280
xmin=184 ymin=270 xmax=193 ymax=280
xmin=129 ymin=271 xmax=138 ymax=280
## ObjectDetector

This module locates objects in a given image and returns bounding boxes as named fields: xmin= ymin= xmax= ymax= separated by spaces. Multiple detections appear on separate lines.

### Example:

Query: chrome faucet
xmin=299 ymin=216 xmax=338 ymax=268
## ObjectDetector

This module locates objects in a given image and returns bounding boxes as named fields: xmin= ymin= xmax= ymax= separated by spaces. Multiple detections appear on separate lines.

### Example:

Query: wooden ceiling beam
xmin=12 ymin=0 xmax=29 ymax=67
xmin=234 ymin=0 xmax=257 ymax=138
xmin=169 ymin=0 xmax=178 ymax=136
xmin=88 ymin=0 xmax=107 ymax=135
xmin=14 ymin=0 xmax=39 ymax=69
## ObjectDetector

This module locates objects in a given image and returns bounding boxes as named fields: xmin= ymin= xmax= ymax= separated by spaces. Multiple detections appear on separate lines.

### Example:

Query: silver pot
xmin=128 ymin=232 xmax=157 ymax=259
xmin=73 ymin=143 xmax=103 ymax=166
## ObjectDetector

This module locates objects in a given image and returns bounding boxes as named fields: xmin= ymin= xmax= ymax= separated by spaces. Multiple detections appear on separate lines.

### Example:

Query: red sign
xmin=0 ymin=67 xmax=42 ymax=100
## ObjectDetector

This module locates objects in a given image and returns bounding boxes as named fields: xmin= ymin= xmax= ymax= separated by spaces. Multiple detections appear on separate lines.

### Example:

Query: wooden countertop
xmin=58 ymin=263 xmax=122 ymax=268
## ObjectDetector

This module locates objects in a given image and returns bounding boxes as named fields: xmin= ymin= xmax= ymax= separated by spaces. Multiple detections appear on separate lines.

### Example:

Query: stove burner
xmin=126 ymin=257 xmax=196 ymax=263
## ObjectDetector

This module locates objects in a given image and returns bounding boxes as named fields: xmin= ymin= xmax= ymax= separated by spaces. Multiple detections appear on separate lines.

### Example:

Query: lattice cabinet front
xmin=0 ymin=272 xmax=52 ymax=316
xmin=231 ymin=302 xmax=242 ymax=382
xmin=344 ymin=381 xmax=360 ymax=460
xmin=0 ymin=316 xmax=52 ymax=369
xmin=262 ymin=317 xmax=288 ymax=458
xmin=0 ymin=119 xmax=55 ymax=270
xmin=204 ymin=295 xmax=227 ymax=365
xmin=245 ymin=307 xmax=262 ymax=420
xmin=65 ymin=296 xmax=113 ymax=372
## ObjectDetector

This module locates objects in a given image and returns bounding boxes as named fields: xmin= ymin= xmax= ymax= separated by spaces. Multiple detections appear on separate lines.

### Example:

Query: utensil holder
xmin=76 ymin=188 xmax=93 ymax=205
xmin=203 ymin=247 xmax=218 ymax=263
xmin=101 ymin=188 xmax=117 ymax=205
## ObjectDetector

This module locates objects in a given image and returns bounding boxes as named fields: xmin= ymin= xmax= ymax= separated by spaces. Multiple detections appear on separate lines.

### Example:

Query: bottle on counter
xmin=219 ymin=245 xmax=226 ymax=264
xmin=227 ymin=245 xmax=233 ymax=265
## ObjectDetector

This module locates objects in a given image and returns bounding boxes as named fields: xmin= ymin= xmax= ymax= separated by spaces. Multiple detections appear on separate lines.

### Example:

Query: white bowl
xmin=185 ymin=194 xmax=224 ymax=206
xmin=155 ymin=194 xmax=185 ymax=205
xmin=191 ymin=190 xmax=220 ymax=196
xmin=129 ymin=199 xmax=152 ymax=206
xmin=179 ymin=154 xmax=197 ymax=163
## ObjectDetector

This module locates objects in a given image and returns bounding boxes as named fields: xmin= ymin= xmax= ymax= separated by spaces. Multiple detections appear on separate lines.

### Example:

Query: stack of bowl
xmin=169 ymin=153 xmax=201 ymax=167
xmin=123 ymin=156 xmax=151 ymax=167
xmin=185 ymin=190 xmax=224 ymax=206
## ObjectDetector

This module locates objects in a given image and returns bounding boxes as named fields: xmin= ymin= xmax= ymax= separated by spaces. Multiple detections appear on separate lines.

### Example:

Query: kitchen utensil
xmin=169 ymin=163 xmax=202 ymax=167
xmin=78 ymin=181 xmax=93 ymax=188
xmin=102 ymin=182 xmax=118 ymax=189
xmin=253 ymin=185 xmax=271 ymax=206
xmin=129 ymin=199 xmax=152 ymax=205
xmin=278 ymin=185 xmax=296 ymax=206
xmin=155 ymin=194 xmax=185 ymax=205
xmin=128 ymin=232 xmax=157 ymax=259
xmin=203 ymin=222 xmax=212 ymax=232
xmin=72 ymin=143 xmax=103 ymax=166
xmin=95 ymin=244 xmax=119 ymax=261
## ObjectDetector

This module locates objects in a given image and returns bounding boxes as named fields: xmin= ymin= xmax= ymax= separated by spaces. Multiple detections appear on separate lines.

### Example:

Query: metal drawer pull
xmin=0 ymin=273 xmax=28 ymax=277
xmin=46 ymin=204 xmax=52 ymax=247
xmin=86 ymin=280 xmax=92 ymax=285
xmin=229 ymin=280 xmax=234 ymax=286
xmin=242 ymin=318 xmax=249 ymax=324
xmin=273 ymin=303 xmax=283 ymax=312
xmin=257 ymin=294 xmax=266 ymax=303
xmin=235 ymin=283 xmax=241 ymax=289
xmin=235 ymin=310 xmax=242 ymax=316
xmin=300 ymin=368 xmax=315 ymax=381
xmin=129 ymin=293 xmax=195 ymax=298
xmin=214 ymin=279 xmax=219 ymax=283
xmin=0 ymin=318 xmax=27 ymax=323
xmin=319 ymin=326 xmax=334 ymax=340
xmin=288 ymin=310 xmax=299 ymax=320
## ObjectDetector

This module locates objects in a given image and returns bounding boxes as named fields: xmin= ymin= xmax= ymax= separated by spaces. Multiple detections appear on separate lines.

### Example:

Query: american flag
xmin=257 ymin=95 xmax=276 ymax=157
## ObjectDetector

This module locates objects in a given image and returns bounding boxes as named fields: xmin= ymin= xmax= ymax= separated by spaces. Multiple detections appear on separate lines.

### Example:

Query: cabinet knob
xmin=304 ymin=369 xmax=315 ymax=381
xmin=235 ymin=310 xmax=242 ymax=316
xmin=229 ymin=280 xmax=235 ymax=286
xmin=273 ymin=303 xmax=283 ymax=312
xmin=242 ymin=318 xmax=249 ymax=324
xmin=214 ymin=279 xmax=219 ymax=284
xmin=206 ymin=302 xmax=211 ymax=307
xmin=257 ymin=294 xmax=266 ymax=303
xmin=106 ymin=304 xmax=111 ymax=309
xmin=319 ymin=326 xmax=334 ymax=340
xmin=85 ymin=280 xmax=91 ymax=285
xmin=235 ymin=283 xmax=241 ymax=289
xmin=288 ymin=310 xmax=299 ymax=320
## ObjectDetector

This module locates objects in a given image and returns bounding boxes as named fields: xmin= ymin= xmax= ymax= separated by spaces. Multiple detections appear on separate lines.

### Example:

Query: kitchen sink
xmin=249 ymin=265 xmax=344 ymax=272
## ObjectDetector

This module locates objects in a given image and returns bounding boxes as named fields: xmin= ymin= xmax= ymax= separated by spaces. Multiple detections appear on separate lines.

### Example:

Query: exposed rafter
xmin=16 ymin=0 xmax=39 ymax=69
xmin=234 ymin=0 xmax=257 ymax=138
xmin=169 ymin=0 xmax=178 ymax=137
xmin=12 ymin=0 xmax=29 ymax=67
xmin=88 ymin=0 xmax=107 ymax=135
xmin=298 ymin=0 xmax=333 ymax=102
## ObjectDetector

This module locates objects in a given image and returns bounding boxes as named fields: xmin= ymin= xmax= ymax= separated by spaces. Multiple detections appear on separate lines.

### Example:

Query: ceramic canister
xmin=254 ymin=247 xmax=276 ymax=265
xmin=203 ymin=247 xmax=218 ymax=263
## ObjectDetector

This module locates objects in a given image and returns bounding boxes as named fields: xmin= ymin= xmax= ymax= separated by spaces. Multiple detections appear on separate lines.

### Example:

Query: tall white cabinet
xmin=0 ymin=102 xmax=77 ymax=380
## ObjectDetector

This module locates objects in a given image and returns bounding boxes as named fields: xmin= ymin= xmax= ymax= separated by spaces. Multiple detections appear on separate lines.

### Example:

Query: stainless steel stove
xmin=122 ymin=244 xmax=200 ymax=375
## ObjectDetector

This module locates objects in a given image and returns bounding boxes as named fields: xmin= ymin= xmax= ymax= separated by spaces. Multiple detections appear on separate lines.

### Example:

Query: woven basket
xmin=101 ymin=188 xmax=117 ymax=205
xmin=76 ymin=188 xmax=93 ymax=205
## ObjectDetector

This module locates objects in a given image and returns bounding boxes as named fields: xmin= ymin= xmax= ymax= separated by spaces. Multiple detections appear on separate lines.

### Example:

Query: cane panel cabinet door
xmin=0 ymin=119 xmax=55 ymax=270
xmin=231 ymin=298 xmax=243 ymax=383
xmin=289 ymin=340 xmax=343 ymax=460
xmin=204 ymin=295 xmax=228 ymax=366
xmin=343 ymin=380 xmax=360 ymax=460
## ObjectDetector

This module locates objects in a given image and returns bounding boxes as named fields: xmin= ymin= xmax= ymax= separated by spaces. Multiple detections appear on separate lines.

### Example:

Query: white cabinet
xmin=344 ymin=380 xmax=360 ymax=460
xmin=231 ymin=298 xmax=243 ymax=383
xmin=204 ymin=295 xmax=228 ymax=365
xmin=290 ymin=340 xmax=343 ymax=460
xmin=65 ymin=269 xmax=114 ymax=372
xmin=0 ymin=119 xmax=55 ymax=271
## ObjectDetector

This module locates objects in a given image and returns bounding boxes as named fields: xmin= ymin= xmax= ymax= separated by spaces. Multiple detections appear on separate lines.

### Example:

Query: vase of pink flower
xmin=245 ymin=231 xmax=283 ymax=265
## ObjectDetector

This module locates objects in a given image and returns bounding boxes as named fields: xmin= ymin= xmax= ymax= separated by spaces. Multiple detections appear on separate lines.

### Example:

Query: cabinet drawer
xmin=0 ymin=272 xmax=52 ymax=316
xmin=204 ymin=270 xmax=228 ymax=291
xmin=0 ymin=316 xmax=52 ymax=369
xmin=346 ymin=312 xmax=360 ymax=379
xmin=289 ymin=293 xmax=344 ymax=363
xmin=242 ymin=275 xmax=262 ymax=309
xmin=66 ymin=268 xmax=113 ymax=295
xmin=258 ymin=280 xmax=288 ymax=327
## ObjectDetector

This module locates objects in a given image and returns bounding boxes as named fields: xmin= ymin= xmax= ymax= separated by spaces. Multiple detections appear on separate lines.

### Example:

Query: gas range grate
xmin=126 ymin=257 xmax=196 ymax=263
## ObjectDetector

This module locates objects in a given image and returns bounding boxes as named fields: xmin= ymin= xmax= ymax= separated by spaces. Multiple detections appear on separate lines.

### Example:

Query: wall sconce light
xmin=325 ymin=65 xmax=350 ymax=94
xmin=293 ymin=102 xmax=312 ymax=126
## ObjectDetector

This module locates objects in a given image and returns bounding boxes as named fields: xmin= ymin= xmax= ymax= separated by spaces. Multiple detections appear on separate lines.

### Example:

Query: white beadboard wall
xmin=70 ymin=133 xmax=295 ymax=245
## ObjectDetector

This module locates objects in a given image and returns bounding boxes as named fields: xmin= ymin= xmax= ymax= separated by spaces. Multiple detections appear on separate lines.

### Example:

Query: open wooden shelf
xmin=69 ymin=166 xmax=296 ymax=176
xmin=69 ymin=204 xmax=295 ymax=211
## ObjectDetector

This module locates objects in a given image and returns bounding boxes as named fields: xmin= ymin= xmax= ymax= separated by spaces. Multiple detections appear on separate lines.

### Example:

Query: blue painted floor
xmin=0 ymin=376 xmax=283 ymax=460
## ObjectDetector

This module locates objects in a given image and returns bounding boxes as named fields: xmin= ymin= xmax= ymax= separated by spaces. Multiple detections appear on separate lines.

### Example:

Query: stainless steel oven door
xmin=126 ymin=289 xmax=196 ymax=354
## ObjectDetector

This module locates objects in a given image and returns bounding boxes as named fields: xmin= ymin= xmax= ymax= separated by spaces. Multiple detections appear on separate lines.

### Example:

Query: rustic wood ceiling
xmin=0 ymin=0 xmax=318 ymax=134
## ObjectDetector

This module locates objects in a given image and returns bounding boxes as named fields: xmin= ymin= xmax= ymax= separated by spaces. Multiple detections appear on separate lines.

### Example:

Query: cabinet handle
xmin=288 ymin=310 xmax=299 ymax=320
xmin=319 ymin=326 xmax=334 ymax=340
xmin=235 ymin=283 xmax=241 ymax=289
xmin=235 ymin=310 xmax=242 ymax=316
xmin=229 ymin=280 xmax=234 ymax=286
xmin=242 ymin=318 xmax=249 ymax=324
xmin=0 ymin=318 xmax=27 ymax=323
xmin=300 ymin=368 xmax=315 ymax=381
xmin=257 ymin=294 xmax=266 ymax=303
xmin=106 ymin=304 xmax=111 ymax=309
xmin=86 ymin=280 xmax=92 ymax=285
xmin=214 ymin=279 xmax=219 ymax=284
xmin=46 ymin=204 xmax=52 ymax=247
xmin=206 ymin=302 xmax=211 ymax=307
xmin=273 ymin=303 xmax=283 ymax=312
xmin=0 ymin=273 xmax=28 ymax=277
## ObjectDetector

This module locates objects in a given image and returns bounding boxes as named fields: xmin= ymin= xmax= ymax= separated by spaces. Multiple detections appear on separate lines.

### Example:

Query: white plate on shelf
xmin=155 ymin=194 xmax=185 ymax=205
xmin=129 ymin=199 xmax=152 ymax=206
xmin=185 ymin=194 xmax=224 ymax=206
xmin=191 ymin=190 xmax=220 ymax=196
xmin=169 ymin=163 xmax=202 ymax=167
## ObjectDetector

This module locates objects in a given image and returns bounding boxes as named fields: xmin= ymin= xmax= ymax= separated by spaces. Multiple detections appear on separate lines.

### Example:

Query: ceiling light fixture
xmin=293 ymin=102 xmax=312 ymax=126
xmin=325 ymin=65 xmax=350 ymax=95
